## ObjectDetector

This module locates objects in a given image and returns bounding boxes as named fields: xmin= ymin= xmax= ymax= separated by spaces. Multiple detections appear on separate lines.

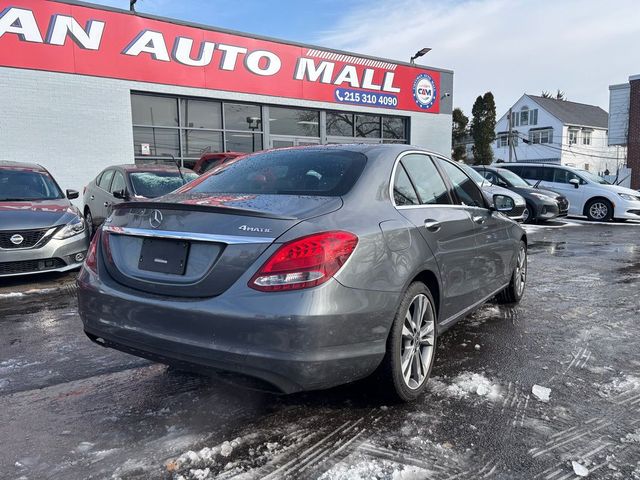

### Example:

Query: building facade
xmin=0 ymin=0 xmax=454 ymax=195
xmin=492 ymin=95 xmax=619 ymax=175
xmin=608 ymin=74 xmax=640 ymax=189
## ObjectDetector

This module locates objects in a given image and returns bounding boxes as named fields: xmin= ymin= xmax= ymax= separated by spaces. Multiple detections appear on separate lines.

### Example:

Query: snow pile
xmin=429 ymin=372 xmax=502 ymax=401
xmin=318 ymin=457 xmax=429 ymax=480
xmin=599 ymin=375 xmax=640 ymax=397
xmin=622 ymin=429 xmax=640 ymax=443
xmin=170 ymin=437 xmax=243 ymax=472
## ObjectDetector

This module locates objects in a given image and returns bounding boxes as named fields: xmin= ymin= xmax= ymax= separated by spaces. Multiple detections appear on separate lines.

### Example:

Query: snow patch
xmin=532 ymin=385 xmax=551 ymax=403
xmin=599 ymin=375 xmax=640 ymax=397
xmin=319 ymin=456 xmax=430 ymax=480
xmin=429 ymin=372 xmax=502 ymax=401
xmin=572 ymin=461 xmax=589 ymax=477
xmin=622 ymin=429 xmax=640 ymax=443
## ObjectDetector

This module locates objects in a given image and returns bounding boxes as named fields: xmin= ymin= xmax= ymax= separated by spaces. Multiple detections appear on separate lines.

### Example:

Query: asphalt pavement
xmin=1 ymin=219 xmax=640 ymax=480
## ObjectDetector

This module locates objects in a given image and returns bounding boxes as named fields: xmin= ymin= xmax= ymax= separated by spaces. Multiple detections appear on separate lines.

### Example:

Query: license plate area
xmin=138 ymin=238 xmax=189 ymax=275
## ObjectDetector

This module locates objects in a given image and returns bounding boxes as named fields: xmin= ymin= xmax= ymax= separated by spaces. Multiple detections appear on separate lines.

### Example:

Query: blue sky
xmin=91 ymin=0 xmax=640 ymax=116
xmin=92 ymin=0 xmax=356 ymax=44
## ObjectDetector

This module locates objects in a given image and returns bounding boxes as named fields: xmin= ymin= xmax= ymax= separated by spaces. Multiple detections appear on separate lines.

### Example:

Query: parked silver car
xmin=0 ymin=161 xmax=89 ymax=277
xmin=77 ymin=145 xmax=527 ymax=401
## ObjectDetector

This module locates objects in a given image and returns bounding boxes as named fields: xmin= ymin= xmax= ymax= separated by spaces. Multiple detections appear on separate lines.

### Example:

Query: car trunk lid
xmin=100 ymin=193 xmax=342 ymax=297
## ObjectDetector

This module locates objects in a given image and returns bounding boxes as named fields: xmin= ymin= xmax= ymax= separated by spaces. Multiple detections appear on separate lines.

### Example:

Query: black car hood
xmin=0 ymin=199 xmax=79 ymax=230
xmin=509 ymin=186 xmax=563 ymax=200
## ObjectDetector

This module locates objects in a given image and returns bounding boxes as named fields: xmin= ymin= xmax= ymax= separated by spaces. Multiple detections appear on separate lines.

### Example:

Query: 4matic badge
xmin=412 ymin=73 xmax=437 ymax=109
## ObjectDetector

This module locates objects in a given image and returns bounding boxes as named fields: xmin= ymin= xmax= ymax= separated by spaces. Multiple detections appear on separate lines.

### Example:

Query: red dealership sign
xmin=0 ymin=0 xmax=441 ymax=113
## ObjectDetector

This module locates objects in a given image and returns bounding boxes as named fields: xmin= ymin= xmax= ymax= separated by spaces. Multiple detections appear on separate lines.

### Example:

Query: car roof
xmin=498 ymin=162 xmax=566 ymax=168
xmin=0 ymin=160 xmax=48 ymax=172
xmin=259 ymin=143 xmax=445 ymax=159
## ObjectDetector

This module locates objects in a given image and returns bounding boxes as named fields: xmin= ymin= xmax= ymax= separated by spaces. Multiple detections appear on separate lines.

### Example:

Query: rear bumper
xmin=77 ymin=266 xmax=397 ymax=393
xmin=0 ymin=233 xmax=89 ymax=277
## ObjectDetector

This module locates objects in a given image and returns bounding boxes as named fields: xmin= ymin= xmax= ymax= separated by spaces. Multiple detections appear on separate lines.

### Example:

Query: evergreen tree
xmin=470 ymin=92 xmax=497 ymax=165
xmin=452 ymin=108 xmax=469 ymax=162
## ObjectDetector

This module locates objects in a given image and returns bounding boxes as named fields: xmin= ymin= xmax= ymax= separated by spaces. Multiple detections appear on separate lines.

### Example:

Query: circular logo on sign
xmin=10 ymin=234 xmax=24 ymax=245
xmin=149 ymin=210 xmax=163 ymax=229
xmin=413 ymin=73 xmax=437 ymax=109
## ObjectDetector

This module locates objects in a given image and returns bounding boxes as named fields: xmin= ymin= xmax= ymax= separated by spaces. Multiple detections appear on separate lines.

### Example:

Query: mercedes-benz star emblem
xmin=10 ymin=234 xmax=24 ymax=245
xmin=149 ymin=210 xmax=163 ymax=229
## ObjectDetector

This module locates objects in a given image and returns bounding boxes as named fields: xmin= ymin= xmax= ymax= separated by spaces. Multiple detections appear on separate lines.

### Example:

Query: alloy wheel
xmin=589 ymin=202 xmax=609 ymax=220
xmin=515 ymin=244 xmax=527 ymax=296
xmin=400 ymin=294 xmax=436 ymax=390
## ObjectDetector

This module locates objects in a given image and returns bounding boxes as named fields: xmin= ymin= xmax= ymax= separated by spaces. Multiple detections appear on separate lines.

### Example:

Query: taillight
xmin=249 ymin=231 xmax=358 ymax=292
xmin=84 ymin=230 xmax=100 ymax=273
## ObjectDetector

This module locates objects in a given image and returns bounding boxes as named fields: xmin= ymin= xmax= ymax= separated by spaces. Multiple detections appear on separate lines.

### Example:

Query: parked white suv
xmin=499 ymin=163 xmax=640 ymax=222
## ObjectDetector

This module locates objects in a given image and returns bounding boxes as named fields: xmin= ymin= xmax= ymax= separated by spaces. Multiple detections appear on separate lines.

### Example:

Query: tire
xmin=380 ymin=282 xmax=437 ymax=402
xmin=497 ymin=240 xmax=527 ymax=304
xmin=522 ymin=202 xmax=535 ymax=224
xmin=84 ymin=209 xmax=94 ymax=238
xmin=585 ymin=198 xmax=613 ymax=222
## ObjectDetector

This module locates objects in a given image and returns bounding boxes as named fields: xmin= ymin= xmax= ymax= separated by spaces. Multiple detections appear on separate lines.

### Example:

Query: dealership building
xmin=0 ymin=0 xmax=454 ymax=195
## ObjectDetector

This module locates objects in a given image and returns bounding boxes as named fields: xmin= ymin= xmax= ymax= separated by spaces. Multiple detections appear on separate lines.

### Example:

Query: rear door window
xmin=400 ymin=154 xmax=451 ymax=205
xmin=437 ymin=159 xmax=486 ymax=208
xmin=110 ymin=171 xmax=126 ymax=194
xmin=393 ymin=165 xmax=420 ymax=206
xmin=182 ymin=149 xmax=366 ymax=196
xmin=98 ymin=170 xmax=114 ymax=190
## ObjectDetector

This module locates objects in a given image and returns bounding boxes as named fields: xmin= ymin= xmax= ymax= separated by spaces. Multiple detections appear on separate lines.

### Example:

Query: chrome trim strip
xmin=103 ymin=226 xmax=275 ymax=244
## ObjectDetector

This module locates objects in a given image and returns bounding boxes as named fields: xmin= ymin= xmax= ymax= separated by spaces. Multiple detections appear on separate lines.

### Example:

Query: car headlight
xmin=618 ymin=193 xmax=640 ymax=201
xmin=53 ymin=216 xmax=86 ymax=239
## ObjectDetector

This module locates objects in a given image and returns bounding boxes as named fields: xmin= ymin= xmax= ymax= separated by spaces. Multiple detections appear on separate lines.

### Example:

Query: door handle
xmin=424 ymin=219 xmax=441 ymax=232
xmin=472 ymin=215 xmax=486 ymax=224
xmin=90 ymin=195 xmax=95 ymax=200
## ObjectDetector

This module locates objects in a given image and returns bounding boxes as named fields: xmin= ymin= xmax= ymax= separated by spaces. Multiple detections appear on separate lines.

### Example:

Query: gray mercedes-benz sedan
xmin=77 ymin=145 xmax=527 ymax=401
xmin=1 ymin=161 xmax=89 ymax=277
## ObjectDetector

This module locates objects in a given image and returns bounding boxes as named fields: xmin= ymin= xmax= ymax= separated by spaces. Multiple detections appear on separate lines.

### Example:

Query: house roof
xmin=527 ymin=95 xmax=609 ymax=129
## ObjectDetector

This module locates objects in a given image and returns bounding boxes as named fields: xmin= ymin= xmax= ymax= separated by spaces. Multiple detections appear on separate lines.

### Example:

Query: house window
xmin=530 ymin=109 xmax=538 ymax=126
xmin=568 ymin=129 xmax=578 ymax=145
xmin=497 ymin=133 xmax=518 ymax=148
xmin=520 ymin=107 xmax=529 ymax=126
xmin=510 ymin=111 xmax=520 ymax=127
xmin=582 ymin=130 xmax=592 ymax=145
xmin=529 ymin=129 xmax=553 ymax=144
xmin=498 ymin=135 xmax=508 ymax=148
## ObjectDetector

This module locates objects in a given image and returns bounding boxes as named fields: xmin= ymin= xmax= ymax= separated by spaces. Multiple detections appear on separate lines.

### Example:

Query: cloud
xmin=319 ymin=0 xmax=640 ymax=116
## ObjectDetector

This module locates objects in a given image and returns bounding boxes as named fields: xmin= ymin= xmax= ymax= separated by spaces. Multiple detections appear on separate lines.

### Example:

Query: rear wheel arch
xmin=409 ymin=270 xmax=440 ymax=320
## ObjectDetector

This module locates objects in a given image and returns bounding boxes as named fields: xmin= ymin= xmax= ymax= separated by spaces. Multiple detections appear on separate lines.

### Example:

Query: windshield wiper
xmin=0 ymin=198 xmax=30 ymax=201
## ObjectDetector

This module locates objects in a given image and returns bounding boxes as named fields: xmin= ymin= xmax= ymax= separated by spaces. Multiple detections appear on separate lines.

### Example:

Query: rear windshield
xmin=180 ymin=149 xmax=367 ymax=196
xmin=0 ymin=168 xmax=63 ymax=201
xmin=130 ymin=171 xmax=198 ymax=198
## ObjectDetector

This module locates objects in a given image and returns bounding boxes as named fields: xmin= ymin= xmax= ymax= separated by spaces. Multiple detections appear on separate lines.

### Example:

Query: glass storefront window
xmin=383 ymin=116 xmax=406 ymax=139
xmin=182 ymin=130 xmax=223 ymax=157
xmin=133 ymin=127 xmax=179 ymax=157
xmin=327 ymin=112 xmax=354 ymax=136
xmin=131 ymin=94 xmax=178 ymax=126
xmin=181 ymin=99 xmax=222 ymax=129
xmin=225 ymin=132 xmax=263 ymax=153
xmin=224 ymin=103 xmax=262 ymax=131
xmin=269 ymin=107 xmax=320 ymax=137
xmin=355 ymin=115 xmax=381 ymax=138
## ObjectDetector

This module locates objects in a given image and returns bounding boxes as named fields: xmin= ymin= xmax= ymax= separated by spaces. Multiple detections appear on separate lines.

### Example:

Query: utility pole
xmin=130 ymin=0 xmax=137 ymax=12
xmin=507 ymin=108 xmax=513 ymax=163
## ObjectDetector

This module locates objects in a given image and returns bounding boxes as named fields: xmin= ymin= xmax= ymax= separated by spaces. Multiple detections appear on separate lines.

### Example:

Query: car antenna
xmin=533 ymin=179 xmax=542 ymax=189
xmin=162 ymin=153 xmax=186 ymax=184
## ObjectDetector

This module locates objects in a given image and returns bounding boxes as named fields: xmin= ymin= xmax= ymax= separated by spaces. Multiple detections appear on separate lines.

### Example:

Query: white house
xmin=493 ymin=95 xmax=620 ymax=175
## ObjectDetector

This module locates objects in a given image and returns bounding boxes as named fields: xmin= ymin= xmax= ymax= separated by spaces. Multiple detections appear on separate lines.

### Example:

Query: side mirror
xmin=66 ymin=189 xmax=79 ymax=200
xmin=112 ymin=189 xmax=129 ymax=200
xmin=492 ymin=194 xmax=515 ymax=213
xmin=569 ymin=178 xmax=580 ymax=188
